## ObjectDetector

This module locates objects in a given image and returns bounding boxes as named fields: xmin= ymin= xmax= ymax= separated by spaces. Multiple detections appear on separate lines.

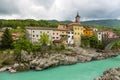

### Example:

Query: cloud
xmin=0 ymin=0 xmax=120 ymax=21
xmin=31 ymin=0 xmax=55 ymax=9
xmin=0 ymin=0 xmax=20 ymax=15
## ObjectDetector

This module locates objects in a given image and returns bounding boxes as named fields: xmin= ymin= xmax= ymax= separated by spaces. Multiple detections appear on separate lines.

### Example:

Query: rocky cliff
xmin=0 ymin=47 xmax=119 ymax=73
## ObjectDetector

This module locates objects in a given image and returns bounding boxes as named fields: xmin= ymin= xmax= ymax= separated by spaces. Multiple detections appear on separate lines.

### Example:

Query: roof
xmin=58 ymin=28 xmax=70 ymax=31
xmin=83 ymin=26 xmax=93 ymax=31
xmin=68 ymin=22 xmax=81 ymax=26
xmin=26 ymin=26 xmax=58 ymax=30
xmin=58 ymin=23 xmax=68 ymax=25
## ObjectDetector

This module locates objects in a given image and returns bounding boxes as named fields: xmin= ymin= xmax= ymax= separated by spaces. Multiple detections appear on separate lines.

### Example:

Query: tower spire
xmin=75 ymin=12 xmax=80 ymax=23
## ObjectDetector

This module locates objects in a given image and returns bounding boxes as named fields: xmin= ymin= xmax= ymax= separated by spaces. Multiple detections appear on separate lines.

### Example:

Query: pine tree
xmin=1 ymin=28 xmax=13 ymax=49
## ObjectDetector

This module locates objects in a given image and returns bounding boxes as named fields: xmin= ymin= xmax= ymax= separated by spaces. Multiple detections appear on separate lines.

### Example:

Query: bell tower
xmin=75 ymin=12 xmax=80 ymax=23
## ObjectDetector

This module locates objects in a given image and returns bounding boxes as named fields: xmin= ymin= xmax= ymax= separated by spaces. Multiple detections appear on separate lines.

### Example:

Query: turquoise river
xmin=0 ymin=55 xmax=120 ymax=80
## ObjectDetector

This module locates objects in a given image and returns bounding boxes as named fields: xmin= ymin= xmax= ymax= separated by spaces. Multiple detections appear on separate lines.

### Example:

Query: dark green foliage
xmin=0 ymin=19 xmax=58 ymax=29
xmin=1 ymin=28 xmax=13 ymax=49
xmin=81 ymin=36 xmax=90 ymax=47
xmin=81 ymin=36 xmax=101 ymax=49
xmin=97 ymin=41 xmax=105 ymax=49
xmin=55 ymin=44 xmax=66 ymax=51
xmin=89 ymin=36 xmax=98 ymax=48
xmin=12 ymin=38 xmax=40 ymax=53
xmin=112 ymin=40 xmax=120 ymax=49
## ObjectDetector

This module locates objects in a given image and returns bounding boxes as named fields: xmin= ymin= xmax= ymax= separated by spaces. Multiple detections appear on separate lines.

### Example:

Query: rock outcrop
xmin=94 ymin=68 xmax=120 ymax=80
xmin=0 ymin=47 xmax=119 ymax=73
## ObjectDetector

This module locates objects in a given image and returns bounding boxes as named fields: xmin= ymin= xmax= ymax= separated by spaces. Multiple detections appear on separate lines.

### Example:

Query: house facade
xmin=26 ymin=27 xmax=53 ymax=43
xmin=26 ymin=13 xmax=94 ymax=46
xmin=97 ymin=32 xmax=103 ymax=41
xmin=83 ymin=27 xmax=93 ymax=37
xmin=52 ymin=30 xmax=61 ymax=41
xmin=67 ymin=31 xmax=74 ymax=45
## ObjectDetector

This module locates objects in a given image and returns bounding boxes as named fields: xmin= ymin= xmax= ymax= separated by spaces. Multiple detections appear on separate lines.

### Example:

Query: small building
xmin=97 ymin=32 xmax=103 ymax=41
xmin=91 ymin=28 xmax=98 ymax=32
xmin=103 ymin=30 xmax=118 ymax=39
xmin=26 ymin=27 xmax=62 ymax=44
xmin=26 ymin=27 xmax=53 ymax=43
xmin=83 ymin=27 xmax=93 ymax=37
xmin=67 ymin=31 xmax=74 ymax=45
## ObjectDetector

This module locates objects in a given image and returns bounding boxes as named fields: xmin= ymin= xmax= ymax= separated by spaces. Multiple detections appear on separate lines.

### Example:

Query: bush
xmin=55 ymin=44 xmax=66 ymax=51
xmin=13 ymin=38 xmax=41 ymax=52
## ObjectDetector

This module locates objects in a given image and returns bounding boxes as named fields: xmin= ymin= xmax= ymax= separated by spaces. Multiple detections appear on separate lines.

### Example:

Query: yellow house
xmin=58 ymin=24 xmax=69 ymax=44
xmin=83 ymin=27 xmax=93 ymax=36
xmin=68 ymin=23 xmax=84 ymax=46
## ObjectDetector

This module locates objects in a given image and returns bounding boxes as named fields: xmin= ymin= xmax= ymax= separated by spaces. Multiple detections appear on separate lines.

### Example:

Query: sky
xmin=0 ymin=0 xmax=120 ymax=21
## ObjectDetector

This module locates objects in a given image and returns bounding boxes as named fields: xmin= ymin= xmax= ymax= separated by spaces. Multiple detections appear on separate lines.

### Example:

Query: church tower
xmin=75 ymin=12 xmax=80 ymax=23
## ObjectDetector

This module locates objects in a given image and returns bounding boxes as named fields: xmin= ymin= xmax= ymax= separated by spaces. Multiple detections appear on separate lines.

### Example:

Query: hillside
xmin=81 ymin=19 xmax=120 ymax=27
xmin=0 ymin=19 xmax=120 ymax=29
xmin=48 ymin=19 xmax=120 ymax=28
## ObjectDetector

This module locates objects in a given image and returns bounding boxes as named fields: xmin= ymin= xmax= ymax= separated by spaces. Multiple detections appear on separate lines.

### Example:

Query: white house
xmin=67 ymin=31 xmax=74 ymax=45
xmin=52 ymin=30 xmax=61 ymax=41
xmin=26 ymin=27 xmax=53 ymax=43
xmin=26 ymin=27 xmax=62 ymax=43
xmin=92 ymin=28 xmax=98 ymax=32
xmin=97 ymin=32 xmax=103 ymax=41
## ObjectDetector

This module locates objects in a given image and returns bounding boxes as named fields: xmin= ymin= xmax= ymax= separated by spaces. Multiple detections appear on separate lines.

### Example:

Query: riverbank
xmin=94 ymin=67 xmax=120 ymax=80
xmin=0 ymin=47 xmax=119 ymax=73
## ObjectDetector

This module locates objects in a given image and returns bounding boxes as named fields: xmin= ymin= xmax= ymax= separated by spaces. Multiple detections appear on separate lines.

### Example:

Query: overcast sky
xmin=0 ymin=0 xmax=120 ymax=21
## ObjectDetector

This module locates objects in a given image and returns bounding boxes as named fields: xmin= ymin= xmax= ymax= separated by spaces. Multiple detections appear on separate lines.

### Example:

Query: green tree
xmin=1 ymin=28 xmax=13 ymax=49
xmin=112 ymin=40 xmax=120 ymax=49
xmin=81 ymin=36 xmax=100 ymax=49
xmin=12 ymin=38 xmax=40 ymax=62
xmin=89 ymin=36 xmax=98 ymax=48
xmin=13 ymin=38 xmax=40 ymax=52
xmin=81 ymin=36 xmax=90 ymax=47
xmin=39 ymin=33 xmax=51 ymax=46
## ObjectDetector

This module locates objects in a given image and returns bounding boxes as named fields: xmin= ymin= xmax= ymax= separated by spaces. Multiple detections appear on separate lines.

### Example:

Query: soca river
xmin=0 ymin=55 xmax=120 ymax=80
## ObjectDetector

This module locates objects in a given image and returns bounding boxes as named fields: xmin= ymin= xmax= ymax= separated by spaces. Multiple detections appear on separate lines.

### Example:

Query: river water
xmin=0 ymin=55 xmax=120 ymax=80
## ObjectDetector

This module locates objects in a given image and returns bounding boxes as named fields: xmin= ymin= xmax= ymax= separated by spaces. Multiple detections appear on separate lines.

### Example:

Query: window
xmin=33 ymin=31 xmax=35 ymax=33
xmin=40 ymin=31 xmax=42 ymax=33
xmin=68 ymin=36 xmax=70 ymax=38
xmin=53 ymin=33 xmax=55 ymax=35
xmin=72 ymin=32 xmax=74 ymax=34
xmin=72 ymin=36 xmax=74 ymax=39
xmin=33 ymin=35 xmax=35 ymax=37
xmin=47 ymin=31 xmax=49 ymax=33
xmin=57 ymin=33 xmax=58 ymax=35
xmin=68 ymin=32 xmax=70 ymax=34
xmin=56 ymin=37 xmax=59 ymax=39
xmin=74 ymin=33 xmax=76 ymax=35
xmin=36 ymin=35 xmax=38 ymax=37
xmin=78 ymin=33 xmax=79 ymax=35
xmin=53 ymin=37 xmax=55 ymax=39
xmin=99 ymin=36 xmax=101 ymax=38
